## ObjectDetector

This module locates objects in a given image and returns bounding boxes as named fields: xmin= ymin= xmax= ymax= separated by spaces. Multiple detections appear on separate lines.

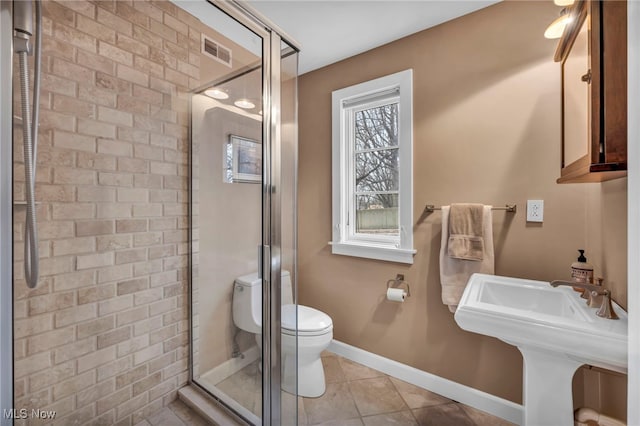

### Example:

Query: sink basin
xmin=477 ymin=279 xmax=590 ymax=320
xmin=455 ymin=274 xmax=627 ymax=426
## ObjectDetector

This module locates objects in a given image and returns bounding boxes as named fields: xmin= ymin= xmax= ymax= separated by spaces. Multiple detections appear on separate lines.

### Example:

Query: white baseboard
xmin=200 ymin=346 xmax=260 ymax=385
xmin=328 ymin=340 xmax=523 ymax=425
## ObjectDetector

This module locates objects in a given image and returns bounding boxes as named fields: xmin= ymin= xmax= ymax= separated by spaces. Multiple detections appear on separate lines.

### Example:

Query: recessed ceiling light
xmin=553 ymin=0 xmax=574 ymax=6
xmin=234 ymin=99 xmax=255 ymax=109
xmin=204 ymin=88 xmax=229 ymax=100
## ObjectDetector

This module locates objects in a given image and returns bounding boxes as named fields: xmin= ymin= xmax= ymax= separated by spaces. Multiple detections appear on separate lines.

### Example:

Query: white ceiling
xmin=247 ymin=0 xmax=501 ymax=74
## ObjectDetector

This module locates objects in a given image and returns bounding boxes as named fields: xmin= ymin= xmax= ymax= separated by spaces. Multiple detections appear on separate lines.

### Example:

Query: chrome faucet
xmin=549 ymin=280 xmax=618 ymax=320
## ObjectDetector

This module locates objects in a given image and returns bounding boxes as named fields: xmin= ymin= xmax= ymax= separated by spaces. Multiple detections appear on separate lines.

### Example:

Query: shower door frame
xmin=0 ymin=2 xmax=14 ymax=425
xmin=187 ymin=2 xmax=300 ymax=425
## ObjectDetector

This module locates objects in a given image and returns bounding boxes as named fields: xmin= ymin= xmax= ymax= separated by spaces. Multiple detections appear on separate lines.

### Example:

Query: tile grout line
xmin=387 ymin=375 xmax=422 ymax=424
xmin=337 ymin=355 xmax=365 ymax=423
xmin=454 ymin=401 xmax=481 ymax=426
xmin=192 ymin=352 xmax=508 ymax=426
xmin=340 ymin=354 xmax=416 ymax=424
xmin=338 ymin=355 xmax=368 ymax=422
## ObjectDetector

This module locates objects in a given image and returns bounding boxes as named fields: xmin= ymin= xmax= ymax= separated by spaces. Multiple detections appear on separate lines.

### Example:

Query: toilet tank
xmin=232 ymin=273 xmax=262 ymax=334
xmin=281 ymin=270 xmax=293 ymax=305
xmin=232 ymin=270 xmax=294 ymax=334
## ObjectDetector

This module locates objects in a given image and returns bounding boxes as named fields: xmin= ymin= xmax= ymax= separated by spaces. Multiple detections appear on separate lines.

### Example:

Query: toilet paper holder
xmin=387 ymin=274 xmax=410 ymax=297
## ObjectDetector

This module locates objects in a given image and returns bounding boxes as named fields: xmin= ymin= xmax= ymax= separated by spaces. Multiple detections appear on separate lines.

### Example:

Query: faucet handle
xmin=580 ymin=285 xmax=590 ymax=300
xmin=590 ymin=289 xmax=619 ymax=320
xmin=581 ymin=277 xmax=604 ymax=300
xmin=587 ymin=278 xmax=604 ymax=307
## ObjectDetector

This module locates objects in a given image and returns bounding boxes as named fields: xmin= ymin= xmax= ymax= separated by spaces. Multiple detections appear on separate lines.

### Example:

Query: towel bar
xmin=424 ymin=204 xmax=517 ymax=213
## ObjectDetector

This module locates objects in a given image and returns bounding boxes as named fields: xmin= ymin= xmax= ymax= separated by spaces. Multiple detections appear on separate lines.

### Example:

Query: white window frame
xmin=331 ymin=69 xmax=415 ymax=264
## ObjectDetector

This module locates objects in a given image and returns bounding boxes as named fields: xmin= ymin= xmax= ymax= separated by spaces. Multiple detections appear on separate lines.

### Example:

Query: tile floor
xmin=138 ymin=398 xmax=211 ymax=426
xmin=211 ymin=351 xmax=516 ymax=426
xmin=214 ymin=360 xmax=262 ymax=420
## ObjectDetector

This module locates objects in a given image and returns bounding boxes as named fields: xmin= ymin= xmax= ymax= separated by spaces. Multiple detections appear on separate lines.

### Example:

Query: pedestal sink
xmin=454 ymin=274 xmax=627 ymax=426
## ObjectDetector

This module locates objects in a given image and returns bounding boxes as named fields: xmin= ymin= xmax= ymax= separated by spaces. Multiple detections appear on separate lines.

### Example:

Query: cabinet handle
xmin=581 ymin=70 xmax=592 ymax=84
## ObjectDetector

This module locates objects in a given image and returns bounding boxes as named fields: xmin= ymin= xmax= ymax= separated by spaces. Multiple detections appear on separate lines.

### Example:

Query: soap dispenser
xmin=571 ymin=249 xmax=594 ymax=284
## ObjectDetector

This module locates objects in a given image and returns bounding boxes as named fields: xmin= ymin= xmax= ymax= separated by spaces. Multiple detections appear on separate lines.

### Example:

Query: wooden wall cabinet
xmin=556 ymin=0 xmax=627 ymax=184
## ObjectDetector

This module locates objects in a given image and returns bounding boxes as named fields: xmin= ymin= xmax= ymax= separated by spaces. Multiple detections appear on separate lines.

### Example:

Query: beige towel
xmin=448 ymin=203 xmax=484 ymax=261
xmin=440 ymin=205 xmax=494 ymax=313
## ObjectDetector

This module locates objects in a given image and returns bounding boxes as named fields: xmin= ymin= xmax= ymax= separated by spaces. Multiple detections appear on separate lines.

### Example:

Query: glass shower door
xmin=189 ymin=3 xmax=300 ymax=425
xmin=190 ymin=4 xmax=266 ymax=423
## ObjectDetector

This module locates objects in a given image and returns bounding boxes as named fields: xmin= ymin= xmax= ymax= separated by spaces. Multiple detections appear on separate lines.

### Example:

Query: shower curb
xmin=178 ymin=386 xmax=247 ymax=426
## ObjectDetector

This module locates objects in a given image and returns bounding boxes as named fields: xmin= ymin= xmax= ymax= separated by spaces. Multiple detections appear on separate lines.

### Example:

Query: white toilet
xmin=232 ymin=271 xmax=333 ymax=398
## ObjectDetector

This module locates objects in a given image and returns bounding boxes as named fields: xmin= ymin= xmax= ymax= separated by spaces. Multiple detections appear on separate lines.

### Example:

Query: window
xmin=331 ymin=69 xmax=415 ymax=264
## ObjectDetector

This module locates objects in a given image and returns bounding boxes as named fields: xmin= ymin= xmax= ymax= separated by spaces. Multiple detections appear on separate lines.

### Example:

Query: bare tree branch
xmin=354 ymin=103 xmax=399 ymax=209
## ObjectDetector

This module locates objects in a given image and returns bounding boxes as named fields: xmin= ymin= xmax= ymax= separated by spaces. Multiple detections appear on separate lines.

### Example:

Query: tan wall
xmin=281 ymin=53 xmax=299 ymax=299
xmin=576 ymin=177 xmax=628 ymax=419
xmin=298 ymin=0 xmax=627 ymax=415
xmin=586 ymin=178 xmax=628 ymax=309
xmin=10 ymin=1 xmax=256 ymax=424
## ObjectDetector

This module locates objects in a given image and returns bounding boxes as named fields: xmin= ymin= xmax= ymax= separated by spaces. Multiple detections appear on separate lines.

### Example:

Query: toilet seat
xmin=281 ymin=304 xmax=333 ymax=337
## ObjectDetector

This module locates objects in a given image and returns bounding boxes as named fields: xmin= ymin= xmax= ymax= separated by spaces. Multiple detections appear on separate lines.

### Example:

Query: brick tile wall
xmin=12 ymin=1 xmax=204 ymax=424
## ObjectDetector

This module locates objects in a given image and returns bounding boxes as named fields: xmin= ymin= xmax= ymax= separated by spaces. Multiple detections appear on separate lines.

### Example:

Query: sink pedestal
xmin=455 ymin=274 xmax=627 ymax=426
xmin=519 ymin=346 xmax=583 ymax=426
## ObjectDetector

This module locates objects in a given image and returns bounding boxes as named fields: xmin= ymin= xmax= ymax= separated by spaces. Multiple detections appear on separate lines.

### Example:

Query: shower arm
xmin=14 ymin=0 xmax=42 ymax=289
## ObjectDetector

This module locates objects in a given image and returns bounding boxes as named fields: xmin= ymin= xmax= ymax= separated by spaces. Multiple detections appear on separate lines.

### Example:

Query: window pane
xmin=355 ymin=103 xmax=398 ymax=151
xmin=356 ymin=194 xmax=399 ymax=235
xmin=355 ymin=149 xmax=399 ymax=192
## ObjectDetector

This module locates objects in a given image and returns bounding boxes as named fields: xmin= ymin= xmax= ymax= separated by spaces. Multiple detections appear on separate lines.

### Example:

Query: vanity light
xmin=204 ymin=88 xmax=229 ymax=100
xmin=544 ymin=9 xmax=572 ymax=39
xmin=234 ymin=99 xmax=255 ymax=109
xmin=553 ymin=0 xmax=575 ymax=6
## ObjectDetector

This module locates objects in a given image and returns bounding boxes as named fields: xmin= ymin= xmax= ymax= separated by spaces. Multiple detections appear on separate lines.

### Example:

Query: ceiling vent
xmin=202 ymin=35 xmax=232 ymax=67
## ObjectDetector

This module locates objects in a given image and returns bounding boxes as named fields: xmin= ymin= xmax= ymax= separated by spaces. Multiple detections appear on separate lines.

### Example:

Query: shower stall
xmin=2 ymin=0 xmax=299 ymax=424
xmin=187 ymin=2 xmax=300 ymax=424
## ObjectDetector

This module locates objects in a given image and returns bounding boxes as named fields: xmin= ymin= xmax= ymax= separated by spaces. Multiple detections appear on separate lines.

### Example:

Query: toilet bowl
xmin=281 ymin=304 xmax=333 ymax=397
xmin=232 ymin=271 xmax=333 ymax=398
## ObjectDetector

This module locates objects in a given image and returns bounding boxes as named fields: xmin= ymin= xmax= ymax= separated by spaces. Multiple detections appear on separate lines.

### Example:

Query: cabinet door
xmin=597 ymin=0 xmax=627 ymax=166
xmin=562 ymin=17 xmax=590 ymax=168
xmin=556 ymin=0 xmax=627 ymax=184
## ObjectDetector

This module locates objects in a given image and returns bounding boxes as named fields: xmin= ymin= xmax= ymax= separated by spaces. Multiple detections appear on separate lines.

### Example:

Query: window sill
xmin=329 ymin=241 xmax=416 ymax=264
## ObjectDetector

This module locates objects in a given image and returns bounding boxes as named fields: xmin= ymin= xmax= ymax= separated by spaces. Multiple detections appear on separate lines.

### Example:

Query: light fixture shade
xmin=544 ymin=14 xmax=571 ymax=39
xmin=234 ymin=99 xmax=255 ymax=109
xmin=554 ymin=0 xmax=575 ymax=6
xmin=204 ymin=88 xmax=229 ymax=100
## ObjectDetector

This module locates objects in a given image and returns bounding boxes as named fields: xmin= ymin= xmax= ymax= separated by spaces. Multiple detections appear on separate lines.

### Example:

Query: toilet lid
xmin=281 ymin=304 xmax=332 ymax=333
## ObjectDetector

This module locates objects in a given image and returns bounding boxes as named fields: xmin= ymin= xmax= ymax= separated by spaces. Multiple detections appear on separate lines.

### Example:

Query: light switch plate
xmin=527 ymin=200 xmax=544 ymax=222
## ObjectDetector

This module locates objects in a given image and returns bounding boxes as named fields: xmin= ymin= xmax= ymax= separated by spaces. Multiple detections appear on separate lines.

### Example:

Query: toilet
xmin=232 ymin=271 xmax=333 ymax=398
